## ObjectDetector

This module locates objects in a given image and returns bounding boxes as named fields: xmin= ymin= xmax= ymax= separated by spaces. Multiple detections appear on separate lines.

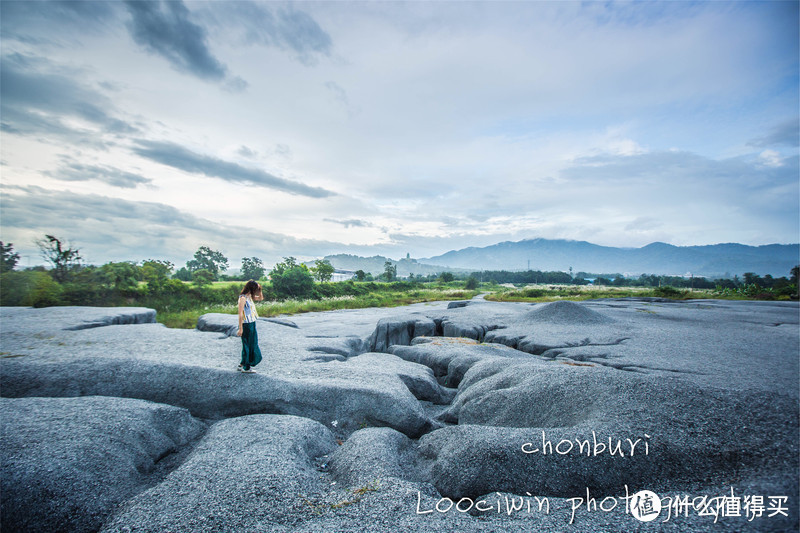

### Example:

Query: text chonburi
xmin=521 ymin=431 xmax=651 ymax=457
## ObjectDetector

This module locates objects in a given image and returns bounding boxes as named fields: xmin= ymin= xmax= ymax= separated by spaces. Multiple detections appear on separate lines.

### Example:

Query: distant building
xmin=331 ymin=269 xmax=356 ymax=282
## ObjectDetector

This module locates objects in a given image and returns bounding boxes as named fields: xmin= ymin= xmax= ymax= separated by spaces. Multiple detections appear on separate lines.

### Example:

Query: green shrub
xmin=439 ymin=272 xmax=455 ymax=283
xmin=272 ymin=267 xmax=315 ymax=299
xmin=28 ymin=272 xmax=64 ymax=307
xmin=192 ymin=269 xmax=214 ymax=288
xmin=522 ymin=288 xmax=545 ymax=298
xmin=174 ymin=267 xmax=192 ymax=281
xmin=0 ymin=271 xmax=40 ymax=306
xmin=652 ymin=286 xmax=684 ymax=298
xmin=99 ymin=262 xmax=141 ymax=292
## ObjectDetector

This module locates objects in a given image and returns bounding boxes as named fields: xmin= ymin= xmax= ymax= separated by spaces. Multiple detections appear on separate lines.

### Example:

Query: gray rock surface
xmin=100 ymin=415 xmax=337 ymax=532
xmin=0 ymin=396 xmax=204 ymax=533
xmin=365 ymin=314 xmax=437 ymax=352
xmin=0 ymin=310 xmax=444 ymax=437
xmin=391 ymin=336 xmax=537 ymax=388
xmin=329 ymin=427 xmax=425 ymax=486
xmin=1 ymin=298 xmax=798 ymax=532
xmin=421 ymin=361 xmax=797 ymax=499
xmin=0 ymin=306 xmax=156 ymax=333
xmin=524 ymin=299 xmax=616 ymax=324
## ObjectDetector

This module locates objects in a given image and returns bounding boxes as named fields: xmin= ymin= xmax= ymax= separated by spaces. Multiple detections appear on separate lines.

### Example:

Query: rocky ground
xmin=1 ymin=298 xmax=797 ymax=532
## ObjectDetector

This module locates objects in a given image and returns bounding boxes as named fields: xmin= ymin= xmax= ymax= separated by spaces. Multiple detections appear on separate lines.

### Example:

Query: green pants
xmin=240 ymin=321 xmax=262 ymax=370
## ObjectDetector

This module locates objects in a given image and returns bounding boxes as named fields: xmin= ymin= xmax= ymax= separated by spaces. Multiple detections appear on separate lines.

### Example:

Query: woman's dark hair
xmin=241 ymin=279 xmax=262 ymax=297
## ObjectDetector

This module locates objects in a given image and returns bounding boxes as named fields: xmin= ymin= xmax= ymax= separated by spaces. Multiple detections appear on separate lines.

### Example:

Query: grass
xmin=157 ymin=288 xmax=479 ymax=329
xmin=133 ymin=280 xmax=799 ymax=329
xmin=484 ymin=283 xmax=717 ymax=303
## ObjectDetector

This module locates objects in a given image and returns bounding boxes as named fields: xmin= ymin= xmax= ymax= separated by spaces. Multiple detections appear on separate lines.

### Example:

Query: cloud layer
xmin=0 ymin=1 xmax=797 ymax=268
xmin=124 ymin=0 xmax=228 ymax=81
xmin=0 ymin=186 xmax=337 ymax=267
xmin=132 ymin=140 xmax=335 ymax=198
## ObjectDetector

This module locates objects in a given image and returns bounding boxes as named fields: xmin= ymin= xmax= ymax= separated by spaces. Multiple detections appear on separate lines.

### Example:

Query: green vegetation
xmin=486 ymin=277 xmax=799 ymax=303
xmin=1 ymin=238 xmax=796 ymax=329
xmin=486 ymin=284 xmax=699 ymax=302
xmin=240 ymin=257 xmax=265 ymax=281
xmin=0 ymin=240 xmax=480 ymax=327
xmin=1 ymin=241 xmax=20 ymax=273
xmin=186 ymin=246 xmax=229 ymax=281
xmin=311 ymin=259 xmax=335 ymax=282
xmin=155 ymin=284 xmax=476 ymax=329
xmin=35 ymin=234 xmax=82 ymax=283
xmin=270 ymin=257 xmax=315 ymax=299
xmin=382 ymin=260 xmax=397 ymax=281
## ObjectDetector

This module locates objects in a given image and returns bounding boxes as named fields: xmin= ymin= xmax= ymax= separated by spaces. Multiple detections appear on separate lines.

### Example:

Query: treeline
xmin=2 ymin=236 xmax=797 ymax=308
xmin=0 ymin=238 xmax=457 ymax=309
xmin=456 ymin=267 xmax=798 ymax=299
xmin=0 ymin=268 xmax=443 ymax=310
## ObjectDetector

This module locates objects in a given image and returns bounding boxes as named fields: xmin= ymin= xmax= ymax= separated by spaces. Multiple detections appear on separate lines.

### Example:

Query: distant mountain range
xmin=421 ymin=239 xmax=799 ymax=278
xmin=323 ymin=239 xmax=799 ymax=278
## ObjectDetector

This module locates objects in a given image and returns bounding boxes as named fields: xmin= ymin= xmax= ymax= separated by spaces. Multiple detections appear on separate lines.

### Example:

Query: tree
xmin=99 ymin=262 xmax=141 ymax=292
xmin=743 ymin=272 xmax=761 ymax=286
xmin=312 ymin=259 xmax=335 ymax=282
xmin=439 ymin=272 xmax=455 ymax=283
xmin=272 ymin=267 xmax=314 ymax=299
xmin=173 ymin=266 xmax=192 ymax=281
xmin=354 ymin=269 xmax=367 ymax=282
xmin=271 ymin=257 xmax=304 ymax=276
xmin=192 ymin=268 xmax=214 ymax=288
xmin=29 ymin=272 xmax=64 ymax=307
xmin=36 ymin=234 xmax=82 ymax=283
xmin=186 ymin=246 xmax=228 ymax=280
xmin=383 ymin=260 xmax=396 ymax=282
xmin=1 ymin=242 xmax=20 ymax=273
xmin=141 ymin=259 xmax=174 ymax=293
xmin=465 ymin=276 xmax=479 ymax=290
xmin=241 ymin=257 xmax=265 ymax=281
xmin=270 ymin=257 xmax=314 ymax=299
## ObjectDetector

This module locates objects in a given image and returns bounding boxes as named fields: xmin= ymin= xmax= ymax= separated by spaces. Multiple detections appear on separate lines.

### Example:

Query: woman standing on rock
xmin=237 ymin=280 xmax=263 ymax=373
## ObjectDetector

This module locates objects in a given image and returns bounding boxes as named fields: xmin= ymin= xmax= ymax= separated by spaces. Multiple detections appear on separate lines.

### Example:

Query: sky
xmin=1 ymin=0 xmax=798 ymax=270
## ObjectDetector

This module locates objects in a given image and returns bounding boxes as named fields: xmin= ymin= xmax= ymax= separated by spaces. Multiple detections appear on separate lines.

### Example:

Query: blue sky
xmin=1 ymin=0 xmax=797 ymax=269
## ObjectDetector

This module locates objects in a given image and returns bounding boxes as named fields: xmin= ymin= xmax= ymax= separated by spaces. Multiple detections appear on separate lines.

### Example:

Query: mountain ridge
xmin=419 ymin=238 xmax=799 ymax=277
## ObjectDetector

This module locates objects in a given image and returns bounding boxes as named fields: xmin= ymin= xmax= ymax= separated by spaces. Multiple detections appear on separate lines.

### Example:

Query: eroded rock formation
xmin=1 ymin=299 xmax=797 ymax=531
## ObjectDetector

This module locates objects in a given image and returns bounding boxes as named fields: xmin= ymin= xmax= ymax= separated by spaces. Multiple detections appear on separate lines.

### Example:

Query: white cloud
xmin=0 ymin=1 xmax=796 ymax=265
xmin=759 ymin=149 xmax=784 ymax=168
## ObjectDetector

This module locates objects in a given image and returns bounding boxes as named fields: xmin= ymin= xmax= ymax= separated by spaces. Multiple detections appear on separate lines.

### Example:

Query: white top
xmin=240 ymin=295 xmax=258 ymax=323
